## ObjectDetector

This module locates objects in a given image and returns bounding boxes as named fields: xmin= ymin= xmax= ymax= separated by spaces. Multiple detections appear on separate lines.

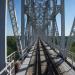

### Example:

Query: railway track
xmin=40 ymin=40 xmax=59 ymax=75
xmin=33 ymin=40 xmax=41 ymax=75
xmin=26 ymin=39 xmax=59 ymax=75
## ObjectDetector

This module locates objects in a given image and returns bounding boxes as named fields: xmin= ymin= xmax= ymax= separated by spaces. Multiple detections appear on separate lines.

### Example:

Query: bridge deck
xmin=16 ymin=46 xmax=35 ymax=75
xmin=16 ymin=40 xmax=75 ymax=75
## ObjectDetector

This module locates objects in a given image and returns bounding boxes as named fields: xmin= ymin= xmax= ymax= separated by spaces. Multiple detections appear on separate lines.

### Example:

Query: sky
xmin=7 ymin=0 xmax=75 ymax=36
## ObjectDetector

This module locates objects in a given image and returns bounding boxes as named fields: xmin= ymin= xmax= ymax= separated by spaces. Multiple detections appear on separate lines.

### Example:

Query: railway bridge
xmin=0 ymin=0 xmax=75 ymax=75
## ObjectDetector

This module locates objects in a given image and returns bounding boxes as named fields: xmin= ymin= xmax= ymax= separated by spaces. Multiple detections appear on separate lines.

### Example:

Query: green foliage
xmin=70 ymin=42 xmax=75 ymax=53
xmin=7 ymin=36 xmax=17 ymax=55
xmin=7 ymin=36 xmax=75 ymax=56
xmin=70 ymin=47 xmax=75 ymax=53
xmin=72 ymin=42 xmax=75 ymax=47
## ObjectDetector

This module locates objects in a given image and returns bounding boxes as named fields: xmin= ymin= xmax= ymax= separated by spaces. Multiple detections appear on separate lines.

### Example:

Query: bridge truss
xmin=8 ymin=0 xmax=75 ymax=59
xmin=0 ymin=0 xmax=75 ymax=75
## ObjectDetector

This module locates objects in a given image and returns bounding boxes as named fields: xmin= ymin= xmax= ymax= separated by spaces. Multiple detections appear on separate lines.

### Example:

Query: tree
xmin=7 ymin=36 xmax=17 ymax=55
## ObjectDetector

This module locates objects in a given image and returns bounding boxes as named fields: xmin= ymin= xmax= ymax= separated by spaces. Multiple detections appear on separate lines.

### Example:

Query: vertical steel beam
xmin=52 ymin=19 xmax=56 ymax=48
xmin=21 ymin=0 xmax=25 ymax=49
xmin=52 ymin=0 xmax=56 ymax=48
xmin=0 ymin=0 xmax=6 ymax=71
xmin=60 ymin=0 xmax=66 ymax=58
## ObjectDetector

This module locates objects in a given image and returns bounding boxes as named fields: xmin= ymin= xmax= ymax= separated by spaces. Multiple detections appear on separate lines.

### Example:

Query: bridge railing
xmin=67 ymin=51 xmax=75 ymax=68
xmin=7 ymin=51 xmax=16 ymax=62
xmin=0 ymin=51 xmax=16 ymax=75
xmin=52 ymin=45 xmax=75 ymax=66
xmin=67 ymin=51 xmax=75 ymax=59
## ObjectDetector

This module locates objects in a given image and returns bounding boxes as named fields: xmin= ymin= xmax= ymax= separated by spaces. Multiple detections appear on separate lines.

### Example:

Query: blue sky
xmin=7 ymin=0 xmax=75 ymax=36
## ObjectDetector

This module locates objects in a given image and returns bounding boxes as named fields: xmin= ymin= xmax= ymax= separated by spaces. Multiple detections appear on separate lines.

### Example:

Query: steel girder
xmin=60 ymin=0 xmax=65 ymax=58
xmin=8 ymin=0 xmax=22 ymax=58
xmin=8 ymin=0 xmax=66 ymax=58
xmin=50 ymin=0 xmax=65 ymax=58
xmin=66 ymin=18 xmax=75 ymax=53
xmin=21 ymin=0 xmax=25 ymax=49
xmin=24 ymin=0 xmax=37 ymax=47
xmin=0 ymin=0 xmax=6 ymax=71
xmin=42 ymin=0 xmax=65 ymax=58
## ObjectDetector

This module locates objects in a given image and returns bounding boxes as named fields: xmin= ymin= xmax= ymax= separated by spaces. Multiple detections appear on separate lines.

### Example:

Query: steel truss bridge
xmin=0 ymin=0 xmax=75 ymax=75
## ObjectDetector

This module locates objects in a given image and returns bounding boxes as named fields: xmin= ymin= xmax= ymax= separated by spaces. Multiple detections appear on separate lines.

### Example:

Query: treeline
xmin=70 ymin=42 xmax=75 ymax=53
xmin=7 ymin=36 xmax=75 ymax=55
xmin=7 ymin=36 xmax=17 ymax=55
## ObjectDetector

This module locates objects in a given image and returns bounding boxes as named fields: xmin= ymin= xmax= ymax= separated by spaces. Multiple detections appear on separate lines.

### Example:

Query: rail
xmin=54 ymin=46 xmax=75 ymax=69
xmin=7 ymin=51 xmax=16 ymax=62
xmin=41 ymin=41 xmax=59 ymax=75
xmin=67 ymin=51 xmax=75 ymax=68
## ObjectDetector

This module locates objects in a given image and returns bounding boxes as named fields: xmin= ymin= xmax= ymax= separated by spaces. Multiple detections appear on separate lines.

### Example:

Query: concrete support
xmin=0 ymin=0 xmax=6 ymax=71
